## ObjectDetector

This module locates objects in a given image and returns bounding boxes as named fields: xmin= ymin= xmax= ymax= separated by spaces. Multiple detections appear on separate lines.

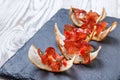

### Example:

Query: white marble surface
xmin=0 ymin=0 xmax=119 ymax=79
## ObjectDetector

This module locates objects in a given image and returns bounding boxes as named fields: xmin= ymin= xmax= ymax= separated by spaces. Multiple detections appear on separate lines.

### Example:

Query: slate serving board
xmin=0 ymin=9 xmax=120 ymax=80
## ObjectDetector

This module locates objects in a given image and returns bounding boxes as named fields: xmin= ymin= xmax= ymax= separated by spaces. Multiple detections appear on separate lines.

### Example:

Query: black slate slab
xmin=0 ymin=9 xmax=120 ymax=80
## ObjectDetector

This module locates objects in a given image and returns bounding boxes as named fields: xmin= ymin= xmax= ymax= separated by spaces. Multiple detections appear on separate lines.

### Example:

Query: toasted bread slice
xmin=69 ymin=7 xmax=106 ymax=27
xmin=54 ymin=23 xmax=101 ymax=64
xmin=96 ymin=8 xmax=106 ymax=23
xmin=28 ymin=44 xmax=75 ymax=72
xmin=69 ymin=7 xmax=84 ymax=27
xmin=92 ymin=22 xmax=117 ymax=41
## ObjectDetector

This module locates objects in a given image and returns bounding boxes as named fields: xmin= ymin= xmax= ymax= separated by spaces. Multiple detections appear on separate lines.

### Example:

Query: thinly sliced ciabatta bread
xmin=69 ymin=7 xmax=106 ymax=27
xmin=28 ymin=44 xmax=75 ymax=72
xmin=92 ymin=21 xmax=117 ymax=41
xmin=96 ymin=8 xmax=106 ymax=23
xmin=54 ymin=23 xmax=102 ymax=64
xmin=69 ymin=7 xmax=117 ymax=41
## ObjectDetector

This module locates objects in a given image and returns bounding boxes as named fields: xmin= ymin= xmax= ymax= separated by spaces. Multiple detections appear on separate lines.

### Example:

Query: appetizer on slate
xmin=69 ymin=7 xmax=117 ymax=41
xmin=28 ymin=7 xmax=118 ymax=72
xmin=28 ymin=44 xmax=75 ymax=72
xmin=69 ymin=7 xmax=106 ymax=26
xmin=54 ymin=23 xmax=101 ymax=64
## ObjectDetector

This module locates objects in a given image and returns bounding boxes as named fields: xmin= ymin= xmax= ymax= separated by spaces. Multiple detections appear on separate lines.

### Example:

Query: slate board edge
xmin=0 ymin=8 xmax=120 ymax=80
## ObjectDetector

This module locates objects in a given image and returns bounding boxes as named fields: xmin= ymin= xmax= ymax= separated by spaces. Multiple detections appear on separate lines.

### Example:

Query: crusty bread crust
xmin=54 ymin=24 xmax=102 ymax=64
xmin=28 ymin=44 xmax=75 ymax=72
